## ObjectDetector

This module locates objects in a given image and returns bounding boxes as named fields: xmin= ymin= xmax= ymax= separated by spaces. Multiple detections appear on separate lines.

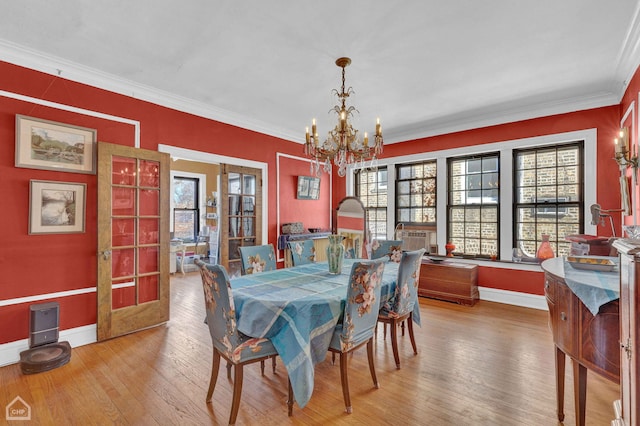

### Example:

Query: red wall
xmin=331 ymin=97 xmax=625 ymax=296
xmin=0 ymin=61 xmax=302 ymax=344
xmin=1 ymin=57 xmax=638 ymax=345
xmin=278 ymin=156 xmax=331 ymax=233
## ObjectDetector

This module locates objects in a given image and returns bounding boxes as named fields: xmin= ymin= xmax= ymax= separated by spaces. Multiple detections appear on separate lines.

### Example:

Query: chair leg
xmin=383 ymin=322 xmax=387 ymax=340
xmin=332 ymin=352 xmax=336 ymax=365
xmin=366 ymin=338 xmax=379 ymax=389
xmin=390 ymin=318 xmax=401 ymax=369
xmin=207 ymin=349 xmax=221 ymax=402
xmin=407 ymin=313 xmax=418 ymax=355
xmin=226 ymin=360 xmax=232 ymax=380
xmin=401 ymin=320 xmax=405 ymax=336
xmin=260 ymin=360 xmax=265 ymax=375
xmin=287 ymin=378 xmax=294 ymax=416
xmin=229 ymin=364 xmax=244 ymax=426
xmin=272 ymin=356 xmax=277 ymax=373
xmin=339 ymin=352 xmax=352 ymax=414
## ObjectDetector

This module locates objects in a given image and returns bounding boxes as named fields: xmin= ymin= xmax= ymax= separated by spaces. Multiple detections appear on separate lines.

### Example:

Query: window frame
xmin=512 ymin=142 xmax=584 ymax=258
xmin=170 ymin=171 xmax=207 ymax=243
xmin=446 ymin=152 xmax=500 ymax=258
xmin=394 ymin=160 xmax=438 ymax=228
xmin=345 ymin=129 xmax=597 ymax=262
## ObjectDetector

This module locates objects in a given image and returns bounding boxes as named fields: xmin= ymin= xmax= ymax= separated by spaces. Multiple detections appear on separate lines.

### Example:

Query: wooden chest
xmin=418 ymin=260 xmax=479 ymax=306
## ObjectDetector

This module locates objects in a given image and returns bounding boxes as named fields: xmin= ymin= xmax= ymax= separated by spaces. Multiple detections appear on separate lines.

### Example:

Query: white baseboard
xmin=479 ymin=286 xmax=548 ymax=311
xmin=0 ymin=324 xmax=96 ymax=367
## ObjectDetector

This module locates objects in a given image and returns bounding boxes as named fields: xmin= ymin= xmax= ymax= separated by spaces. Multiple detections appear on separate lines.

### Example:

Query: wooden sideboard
xmin=418 ymin=260 xmax=478 ymax=306
xmin=541 ymin=258 xmax=619 ymax=426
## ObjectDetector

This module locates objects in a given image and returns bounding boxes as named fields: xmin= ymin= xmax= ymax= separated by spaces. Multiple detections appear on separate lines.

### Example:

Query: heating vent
xmin=397 ymin=230 xmax=437 ymax=254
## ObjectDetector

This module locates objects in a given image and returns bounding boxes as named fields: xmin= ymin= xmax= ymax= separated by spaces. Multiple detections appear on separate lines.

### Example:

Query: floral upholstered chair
xmin=370 ymin=239 xmax=403 ymax=262
xmin=287 ymin=240 xmax=315 ymax=266
xmin=238 ymin=244 xmax=277 ymax=275
xmin=195 ymin=260 xmax=279 ymax=426
xmin=326 ymin=259 xmax=385 ymax=414
xmin=378 ymin=248 xmax=425 ymax=369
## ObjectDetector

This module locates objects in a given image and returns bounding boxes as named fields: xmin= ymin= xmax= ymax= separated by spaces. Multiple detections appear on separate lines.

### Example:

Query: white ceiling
xmin=1 ymin=1 xmax=639 ymax=145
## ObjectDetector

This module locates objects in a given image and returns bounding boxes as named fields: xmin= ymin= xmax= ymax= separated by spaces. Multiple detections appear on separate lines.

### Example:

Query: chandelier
xmin=304 ymin=57 xmax=383 ymax=177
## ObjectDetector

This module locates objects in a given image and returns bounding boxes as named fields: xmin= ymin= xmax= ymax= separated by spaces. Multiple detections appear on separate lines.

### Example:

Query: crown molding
xmin=0 ymin=40 xmax=300 ymax=142
xmin=0 ymin=36 xmax=634 ymax=147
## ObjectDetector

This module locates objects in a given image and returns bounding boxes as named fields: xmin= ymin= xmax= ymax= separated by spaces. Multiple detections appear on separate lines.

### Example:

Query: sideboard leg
xmin=572 ymin=360 xmax=587 ymax=426
xmin=555 ymin=346 xmax=566 ymax=422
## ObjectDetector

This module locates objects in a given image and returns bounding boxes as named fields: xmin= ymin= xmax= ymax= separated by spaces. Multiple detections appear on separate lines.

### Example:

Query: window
xmin=356 ymin=167 xmax=387 ymax=240
xmin=447 ymin=153 xmax=499 ymax=257
xmin=173 ymin=176 xmax=200 ymax=242
xmin=514 ymin=143 xmax=583 ymax=257
xmin=395 ymin=161 xmax=437 ymax=226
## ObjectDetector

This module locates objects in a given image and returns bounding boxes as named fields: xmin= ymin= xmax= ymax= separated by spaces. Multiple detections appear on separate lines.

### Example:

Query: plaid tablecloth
xmin=231 ymin=258 xmax=407 ymax=408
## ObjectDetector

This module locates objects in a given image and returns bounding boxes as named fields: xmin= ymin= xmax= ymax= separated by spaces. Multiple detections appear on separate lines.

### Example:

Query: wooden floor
xmin=1 ymin=271 xmax=619 ymax=425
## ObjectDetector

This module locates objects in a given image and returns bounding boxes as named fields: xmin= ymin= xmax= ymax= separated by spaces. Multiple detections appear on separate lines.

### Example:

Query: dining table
xmin=231 ymin=258 xmax=419 ymax=408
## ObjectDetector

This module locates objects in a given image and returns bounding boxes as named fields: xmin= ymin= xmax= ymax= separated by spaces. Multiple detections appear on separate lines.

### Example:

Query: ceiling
xmin=0 ymin=1 xmax=639 ymax=145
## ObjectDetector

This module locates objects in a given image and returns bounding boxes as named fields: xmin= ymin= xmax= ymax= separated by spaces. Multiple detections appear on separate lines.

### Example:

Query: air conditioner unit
xmin=397 ymin=230 xmax=437 ymax=254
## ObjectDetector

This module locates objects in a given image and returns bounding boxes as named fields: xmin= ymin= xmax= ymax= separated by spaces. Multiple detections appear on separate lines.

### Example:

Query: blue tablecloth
xmin=231 ymin=258 xmax=407 ymax=408
xmin=563 ymin=256 xmax=620 ymax=315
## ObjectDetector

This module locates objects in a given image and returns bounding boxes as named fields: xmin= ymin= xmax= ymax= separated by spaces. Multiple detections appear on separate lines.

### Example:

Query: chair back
xmin=238 ymin=244 xmax=276 ymax=274
xmin=195 ymin=260 xmax=244 ymax=354
xmin=287 ymin=240 xmax=315 ymax=266
xmin=383 ymin=249 xmax=425 ymax=316
xmin=371 ymin=239 xmax=403 ymax=262
xmin=338 ymin=259 xmax=386 ymax=351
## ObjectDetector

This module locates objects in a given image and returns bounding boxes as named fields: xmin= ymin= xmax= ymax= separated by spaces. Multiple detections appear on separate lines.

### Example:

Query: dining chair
xmin=370 ymin=239 xmax=403 ymax=262
xmin=377 ymin=248 xmax=426 ymax=369
xmin=195 ymin=260 xmax=280 ymax=426
xmin=287 ymin=240 xmax=315 ymax=266
xmin=325 ymin=259 xmax=386 ymax=414
xmin=238 ymin=244 xmax=277 ymax=275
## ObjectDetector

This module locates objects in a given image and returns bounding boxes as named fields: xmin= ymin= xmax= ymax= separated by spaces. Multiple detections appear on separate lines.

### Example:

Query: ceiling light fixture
xmin=304 ymin=57 xmax=383 ymax=177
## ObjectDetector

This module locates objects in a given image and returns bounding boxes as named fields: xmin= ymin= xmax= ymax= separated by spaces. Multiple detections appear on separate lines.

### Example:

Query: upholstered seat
xmin=324 ymin=259 xmax=385 ymax=414
xmin=195 ymin=260 xmax=280 ymax=426
xmin=377 ymin=248 xmax=425 ymax=368
xmin=287 ymin=240 xmax=315 ymax=266
xmin=370 ymin=239 xmax=403 ymax=262
xmin=238 ymin=244 xmax=277 ymax=275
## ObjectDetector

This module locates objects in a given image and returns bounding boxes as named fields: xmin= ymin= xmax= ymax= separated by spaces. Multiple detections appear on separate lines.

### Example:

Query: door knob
xmin=100 ymin=250 xmax=112 ymax=260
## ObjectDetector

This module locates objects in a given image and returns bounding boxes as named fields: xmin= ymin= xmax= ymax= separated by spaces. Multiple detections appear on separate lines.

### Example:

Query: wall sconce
xmin=614 ymin=127 xmax=638 ymax=168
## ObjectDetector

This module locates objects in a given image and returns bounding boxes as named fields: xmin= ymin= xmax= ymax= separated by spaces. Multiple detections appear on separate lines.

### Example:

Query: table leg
xmin=555 ymin=346 xmax=565 ymax=422
xmin=572 ymin=359 xmax=587 ymax=426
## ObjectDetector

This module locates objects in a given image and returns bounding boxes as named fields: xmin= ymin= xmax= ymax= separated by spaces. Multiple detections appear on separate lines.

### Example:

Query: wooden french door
xmin=220 ymin=164 xmax=263 ymax=277
xmin=97 ymin=142 xmax=170 ymax=341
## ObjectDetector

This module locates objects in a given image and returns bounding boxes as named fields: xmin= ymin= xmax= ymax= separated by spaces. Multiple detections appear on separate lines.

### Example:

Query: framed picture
xmin=297 ymin=175 xmax=320 ymax=200
xmin=16 ymin=115 xmax=97 ymax=174
xmin=29 ymin=180 xmax=87 ymax=234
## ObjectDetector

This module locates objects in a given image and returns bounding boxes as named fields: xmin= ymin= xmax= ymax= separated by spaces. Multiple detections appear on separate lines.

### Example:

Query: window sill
xmin=438 ymin=256 xmax=543 ymax=271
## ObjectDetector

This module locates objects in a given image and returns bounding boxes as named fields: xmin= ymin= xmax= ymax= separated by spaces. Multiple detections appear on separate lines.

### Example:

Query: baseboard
xmin=0 ymin=324 xmax=96 ymax=367
xmin=479 ymin=286 xmax=548 ymax=311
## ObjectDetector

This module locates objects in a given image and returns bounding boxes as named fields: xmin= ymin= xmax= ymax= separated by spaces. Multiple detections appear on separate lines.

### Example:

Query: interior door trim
xmin=158 ymin=144 xmax=268 ymax=244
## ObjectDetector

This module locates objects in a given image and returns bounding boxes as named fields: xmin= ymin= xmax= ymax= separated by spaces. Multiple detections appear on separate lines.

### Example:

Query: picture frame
xmin=16 ymin=115 xmax=97 ymax=174
xmin=297 ymin=175 xmax=320 ymax=200
xmin=29 ymin=180 xmax=87 ymax=234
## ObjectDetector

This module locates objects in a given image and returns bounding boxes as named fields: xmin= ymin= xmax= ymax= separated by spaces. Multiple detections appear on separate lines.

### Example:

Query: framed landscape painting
xmin=29 ymin=180 xmax=87 ymax=234
xmin=15 ymin=115 xmax=97 ymax=174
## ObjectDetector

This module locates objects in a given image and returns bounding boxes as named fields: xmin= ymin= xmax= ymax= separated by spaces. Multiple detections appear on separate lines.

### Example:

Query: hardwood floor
xmin=1 ymin=271 xmax=619 ymax=425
